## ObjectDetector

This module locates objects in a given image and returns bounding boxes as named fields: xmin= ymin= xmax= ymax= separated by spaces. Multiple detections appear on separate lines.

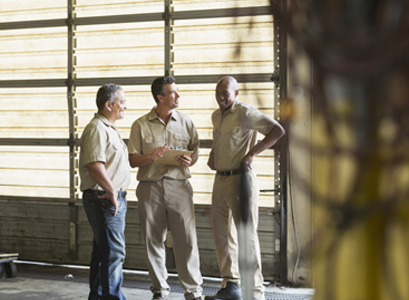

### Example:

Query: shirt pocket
xmin=111 ymin=131 xmax=126 ymax=153
xmin=142 ymin=136 xmax=158 ymax=153
xmin=113 ymin=140 xmax=127 ymax=151
xmin=223 ymin=126 xmax=242 ymax=139
xmin=112 ymin=141 xmax=124 ymax=153
xmin=173 ymin=132 xmax=190 ymax=150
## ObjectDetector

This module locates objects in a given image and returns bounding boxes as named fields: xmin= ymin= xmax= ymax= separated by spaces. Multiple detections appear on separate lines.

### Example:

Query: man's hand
xmin=149 ymin=146 xmax=169 ymax=161
xmin=241 ymin=152 xmax=255 ymax=171
xmin=207 ymin=149 xmax=216 ymax=170
xmin=86 ymin=161 xmax=119 ymax=216
xmin=129 ymin=146 xmax=170 ymax=168
xmin=240 ymin=123 xmax=285 ymax=171
xmin=176 ymin=154 xmax=192 ymax=167
xmin=98 ymin=191 xmax=119 ymax=216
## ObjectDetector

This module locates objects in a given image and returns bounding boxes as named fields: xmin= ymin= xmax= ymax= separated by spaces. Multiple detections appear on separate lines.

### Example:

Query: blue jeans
xmin=83 ymin=191 xmax=127 ymax=300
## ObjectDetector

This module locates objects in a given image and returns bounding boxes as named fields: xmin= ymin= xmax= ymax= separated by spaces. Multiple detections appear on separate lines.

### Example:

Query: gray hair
xmin=96 ymin=83 xmax=123 ymax=110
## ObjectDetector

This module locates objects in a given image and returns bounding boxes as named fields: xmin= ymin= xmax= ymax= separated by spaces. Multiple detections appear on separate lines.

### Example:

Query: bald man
xmin=206 ymin=76 xmax=285 ymax=300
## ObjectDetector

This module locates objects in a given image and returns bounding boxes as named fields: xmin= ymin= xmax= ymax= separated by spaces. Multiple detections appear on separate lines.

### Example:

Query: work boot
xmin=204 ymin=282 xmax=242 ymax=300
xmin=152 ymin=293 xmax=167 ymax=300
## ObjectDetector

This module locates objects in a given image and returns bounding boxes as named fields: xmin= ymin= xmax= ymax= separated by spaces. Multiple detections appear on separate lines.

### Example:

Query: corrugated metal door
xmin=0 ymin=0 xmax=283 ymax=281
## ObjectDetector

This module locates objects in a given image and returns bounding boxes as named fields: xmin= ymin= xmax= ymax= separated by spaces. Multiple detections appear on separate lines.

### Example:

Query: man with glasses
xmin=128 ymin=76 xmax=203 ymax=300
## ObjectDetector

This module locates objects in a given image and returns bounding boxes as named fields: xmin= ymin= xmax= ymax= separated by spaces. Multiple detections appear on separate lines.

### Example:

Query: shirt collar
xmin=215 ymin=100 xmax=238 ymax=117
xmin=95 ymin=113 xmax=117 ymax=129
xmin=148 ymin=106 xmax=178 ymax=122
xmin=228 ymin=100 xmax=238 ymax=114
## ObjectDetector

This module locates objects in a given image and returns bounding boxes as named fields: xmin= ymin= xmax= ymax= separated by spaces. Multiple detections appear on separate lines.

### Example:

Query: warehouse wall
xmin=0 ymin=199 xmax=279 ymax=280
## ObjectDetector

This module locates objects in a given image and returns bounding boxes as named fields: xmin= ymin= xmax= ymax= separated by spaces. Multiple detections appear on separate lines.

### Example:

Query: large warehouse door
xmin=0 ymin=0 xmax=286 ymax=282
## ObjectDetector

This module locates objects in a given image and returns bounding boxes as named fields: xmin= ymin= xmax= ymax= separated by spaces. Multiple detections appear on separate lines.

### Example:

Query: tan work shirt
xmin=212 ymin=101 xmax=278 ymax=171
xmin=128 ymin=107 xmax=199 ymax=181
xmin=79 ymin=113 xmax=130 ymax=191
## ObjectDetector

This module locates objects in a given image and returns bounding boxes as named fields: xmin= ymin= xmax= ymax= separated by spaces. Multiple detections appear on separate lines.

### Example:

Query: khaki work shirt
xmin=128 ymin=107 xmax=199 ymax=181
xmin=212 ymin=101 xmax=278 ymax=171
xmin=79 ymin=113 xmax=130 ymax=191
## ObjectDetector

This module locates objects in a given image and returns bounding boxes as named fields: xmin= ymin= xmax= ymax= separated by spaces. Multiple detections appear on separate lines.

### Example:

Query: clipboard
xmin=153 ymin=149 xmax=194 ymax=166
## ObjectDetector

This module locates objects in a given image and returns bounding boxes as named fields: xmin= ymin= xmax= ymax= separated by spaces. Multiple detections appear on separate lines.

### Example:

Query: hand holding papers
xmin=153 ymin=149 xmax=194 ymax=166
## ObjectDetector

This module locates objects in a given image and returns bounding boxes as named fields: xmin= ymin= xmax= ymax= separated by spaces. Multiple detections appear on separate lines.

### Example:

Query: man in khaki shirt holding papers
xmin=127 ymin=76 xmax=203 ymax=300
xmin=205 ymin=76 xmax=285 ymax=300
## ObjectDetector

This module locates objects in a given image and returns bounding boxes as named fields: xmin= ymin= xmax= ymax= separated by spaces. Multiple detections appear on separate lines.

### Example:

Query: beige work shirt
xmin=212 ymin=100 xmax=278 ymax=171
xmin=128 ymin=107 xmax=199 ymax=181
xmin=79 ymin=113 xmax=130 ymax=191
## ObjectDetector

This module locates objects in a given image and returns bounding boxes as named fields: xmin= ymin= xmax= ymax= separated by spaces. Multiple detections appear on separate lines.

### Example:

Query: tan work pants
xmin=136 ymin=178 xmax=203 ymax=300
xmin=211 ymin=170 xmax=264 ymax=299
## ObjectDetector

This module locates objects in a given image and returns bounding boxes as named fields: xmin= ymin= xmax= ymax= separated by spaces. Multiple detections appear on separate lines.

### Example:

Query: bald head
xmin=216 ymin=76 xmax=238 ymax=90
xmin=215 ymin=76 xmax=239 ymax=114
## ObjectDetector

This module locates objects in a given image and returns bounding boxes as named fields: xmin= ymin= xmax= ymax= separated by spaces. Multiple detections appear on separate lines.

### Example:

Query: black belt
xmin=217 ymin=169 xmax=241 ymax=176
xmin=83 ymin=189 xmax=127 ymax=198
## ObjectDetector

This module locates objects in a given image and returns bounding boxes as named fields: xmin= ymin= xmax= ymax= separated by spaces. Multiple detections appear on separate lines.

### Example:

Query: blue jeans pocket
xmin=100 ymin=198 xmax=112 ymax=209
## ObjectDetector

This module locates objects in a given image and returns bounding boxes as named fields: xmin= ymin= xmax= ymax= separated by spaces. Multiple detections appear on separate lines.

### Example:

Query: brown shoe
xmin=152 ymin=293 xmax=168 ymax=300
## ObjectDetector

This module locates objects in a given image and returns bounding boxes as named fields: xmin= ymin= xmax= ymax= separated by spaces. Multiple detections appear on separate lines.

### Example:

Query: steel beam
xmin=164 ymin=0 xmax=174 ymax=76
xmin=0 ymin=73 xmax=274 ymax=88
xmin=0 ymin=138 xmax=74 ymax=146
xmin=0 ymin=79 xmax=67 ymax=88
xmin=172 ymin=6 xmax=271 ymax=20
xmin=0 ymin=19 xmax=66 ymax=30
xmin=271 ymin=0 xmax=289 ymax=285
xmin=0 ymin=6 xmax=271 ymax=31
xmin=67 ymin=0 xmax=78 ymax=261
xmin=74 ymin=13 xmax=163 ymax=26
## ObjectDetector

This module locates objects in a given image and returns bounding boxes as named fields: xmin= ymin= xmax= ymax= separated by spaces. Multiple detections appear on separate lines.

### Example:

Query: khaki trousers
xmin=211 ymin=170 xmax=264 ymax=299
xmin=136 ymin=178 xmax=203 ymax=300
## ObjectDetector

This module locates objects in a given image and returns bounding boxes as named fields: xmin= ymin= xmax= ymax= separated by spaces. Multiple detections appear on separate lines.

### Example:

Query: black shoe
xmin=204 ymin=282 xmax=242 ymax=300
xmin=152 ymin=293 xmax=167 ymax=300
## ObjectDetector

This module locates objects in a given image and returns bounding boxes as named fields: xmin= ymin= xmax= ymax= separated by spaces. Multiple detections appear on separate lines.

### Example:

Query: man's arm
xmin=175 ymin=119 xmax=200 ymax=167
xmin=241 ymin=123 xmax=285 ymax=169
xmin=129 ymin=146 xmax=168 ymax=168
xmin=86 ymin=161 xmax=119 ymax=216
xmin=207 ymin=148 xmax=216 ymax=170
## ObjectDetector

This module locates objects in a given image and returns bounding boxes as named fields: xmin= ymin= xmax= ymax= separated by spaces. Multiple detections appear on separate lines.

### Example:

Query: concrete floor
xmin=0 ymin=261 xmax=314 ymax=300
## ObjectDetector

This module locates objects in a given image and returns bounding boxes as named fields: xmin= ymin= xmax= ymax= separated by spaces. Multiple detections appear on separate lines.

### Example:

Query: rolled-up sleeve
xmin=128 ymin=121 xmax=142 ymax=155
xmin=81 ymin=127 xmax=107 ymax=167
xmin=245 ymin=107 xmax=278 ymax=136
